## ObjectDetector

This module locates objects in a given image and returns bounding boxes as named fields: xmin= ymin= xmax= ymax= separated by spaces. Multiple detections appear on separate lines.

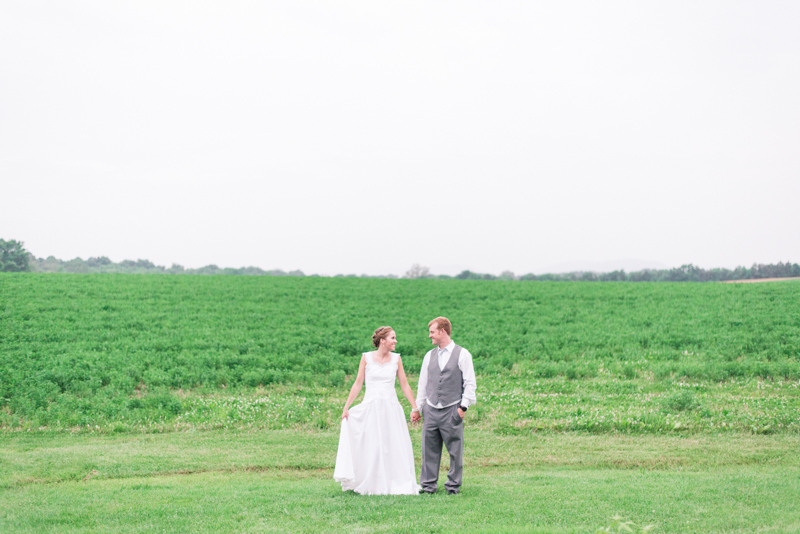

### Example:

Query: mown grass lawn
xmin=2 ymin=430 xmax=799 ymax=533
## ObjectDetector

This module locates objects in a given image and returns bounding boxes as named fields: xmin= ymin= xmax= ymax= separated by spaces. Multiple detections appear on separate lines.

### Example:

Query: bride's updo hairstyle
xmin=372 ymin=326 xmax=394 ymax=348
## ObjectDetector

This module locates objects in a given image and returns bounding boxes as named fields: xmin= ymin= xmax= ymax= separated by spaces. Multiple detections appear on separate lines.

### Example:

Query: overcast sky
xmin=2 ymin=1 xmax=798 ymax=276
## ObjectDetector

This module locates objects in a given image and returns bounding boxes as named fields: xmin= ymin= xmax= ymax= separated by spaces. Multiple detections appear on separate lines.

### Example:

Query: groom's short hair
xmin=428 ymin=317 xmax=451 ymax=336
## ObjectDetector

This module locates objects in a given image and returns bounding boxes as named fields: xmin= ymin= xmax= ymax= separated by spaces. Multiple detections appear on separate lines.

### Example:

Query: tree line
xmin=29 ymin=255 xmax=305 ymax=277
xmin=448 ymin=263 xmax=800 ymax=282
xmin=0 ymin=240 xmax=304 ymax=277
xmin=3 ymin=239 xmax=799 ymax=282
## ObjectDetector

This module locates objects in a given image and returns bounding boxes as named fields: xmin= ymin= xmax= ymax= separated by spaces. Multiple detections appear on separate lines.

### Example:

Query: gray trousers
xmin=420 ymin=403 xmax=464 ymax=493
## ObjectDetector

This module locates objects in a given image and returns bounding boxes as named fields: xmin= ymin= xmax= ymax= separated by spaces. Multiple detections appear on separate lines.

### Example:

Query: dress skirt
xmin=333 ymin=396 xmax=421 ymax=495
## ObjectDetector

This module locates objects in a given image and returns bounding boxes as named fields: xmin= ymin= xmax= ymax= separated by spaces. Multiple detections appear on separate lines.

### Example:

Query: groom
xmin=411 ymin=317 xmax=477 ymax=495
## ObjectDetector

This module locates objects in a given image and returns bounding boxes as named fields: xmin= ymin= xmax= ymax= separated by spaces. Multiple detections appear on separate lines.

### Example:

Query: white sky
xmin=2 ymin=1 xmax=799 ymax=276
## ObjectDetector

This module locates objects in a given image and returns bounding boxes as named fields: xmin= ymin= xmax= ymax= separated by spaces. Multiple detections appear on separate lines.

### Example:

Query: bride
xmin=333 ymin=326 xmax=422 ymax=495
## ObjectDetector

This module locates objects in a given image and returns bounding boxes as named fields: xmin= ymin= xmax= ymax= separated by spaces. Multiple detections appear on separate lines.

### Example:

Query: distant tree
xmin=0 ymin=239 xmax=31 ymax=272
xmin=454 ymin=270 xmax=473 ymax=280
xmin=86 ymin=256 xmax=113 ymax=268
xmin=30 ymin=255 xmax=64 ymax=273
xmin=404 ymin=264 xmax=431 ymax=279
xmin=455 ymin=270 xmax=488 ymax=280
xmin=63 ymin=258 xmax=90 ymax=273
xmin=629 ymin=269 xmax=654 ymax=282
xmin=192 ymin=265 xmax=222 ymax=275
xmin=499 ymin=271 xmax=516 ymax=281
xmin=599 ymin=270 xmax=626 ymax=282
xmin=135 ymin=259 xmax=149 ymax=269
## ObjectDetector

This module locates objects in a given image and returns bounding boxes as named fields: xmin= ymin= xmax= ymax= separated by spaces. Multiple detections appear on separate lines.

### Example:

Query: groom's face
xmin=429 ymin=325 xmax=446 ymax=345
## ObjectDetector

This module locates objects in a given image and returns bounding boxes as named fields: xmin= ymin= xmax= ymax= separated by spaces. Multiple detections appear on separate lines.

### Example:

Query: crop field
xmin=1 ymin=273 xmax=800 ymax=434
xmin=2 ymin=274 xmax=800 ymax=532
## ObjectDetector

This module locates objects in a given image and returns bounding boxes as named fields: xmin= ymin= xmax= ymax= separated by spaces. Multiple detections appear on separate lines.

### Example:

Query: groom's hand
xmin=457 ymin=408 xmax=465 ymax=419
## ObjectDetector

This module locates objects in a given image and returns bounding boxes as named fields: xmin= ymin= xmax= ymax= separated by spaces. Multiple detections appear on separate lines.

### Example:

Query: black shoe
xmin=419 ymin=489 xmax=436 ymax=495
xmin=447 ymin=490 xmax=459 ymax=495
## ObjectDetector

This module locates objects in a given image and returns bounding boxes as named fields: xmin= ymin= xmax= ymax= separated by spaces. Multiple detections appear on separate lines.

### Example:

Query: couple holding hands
xmin=334 ymin=317 xmax=477 ymax=495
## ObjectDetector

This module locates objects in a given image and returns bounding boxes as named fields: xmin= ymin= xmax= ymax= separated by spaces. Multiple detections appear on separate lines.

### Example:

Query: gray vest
xmin=426 ymin=345 xmax=464 ymax=407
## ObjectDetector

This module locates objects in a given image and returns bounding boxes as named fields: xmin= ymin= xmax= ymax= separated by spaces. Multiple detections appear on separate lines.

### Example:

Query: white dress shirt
xmin=415 ymin=341 xmax=477 ymax=409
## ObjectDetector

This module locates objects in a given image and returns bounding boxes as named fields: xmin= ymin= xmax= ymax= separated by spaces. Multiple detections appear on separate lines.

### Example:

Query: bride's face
xmin=382 ymin=331 xmax=398 ymax=351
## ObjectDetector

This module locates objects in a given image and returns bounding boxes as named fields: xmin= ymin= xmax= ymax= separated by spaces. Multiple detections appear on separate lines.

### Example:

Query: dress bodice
xmin=363 ymin=352 xmax=399 ymax=402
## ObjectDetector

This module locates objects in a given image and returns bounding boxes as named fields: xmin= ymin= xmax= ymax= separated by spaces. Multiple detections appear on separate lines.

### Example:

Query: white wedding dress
xmin=334 ymin=352 xmax=421 ymax=495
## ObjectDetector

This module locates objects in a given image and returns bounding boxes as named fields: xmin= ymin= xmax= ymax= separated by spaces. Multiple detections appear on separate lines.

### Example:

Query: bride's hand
xmin=342 ymin=407 xmax=349 ymax=420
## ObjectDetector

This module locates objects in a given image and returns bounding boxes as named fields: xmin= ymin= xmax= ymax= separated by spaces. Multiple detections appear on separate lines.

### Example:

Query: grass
xmin=4 ymin=374 xmax=797 ymax=436
xmin=2 ymin=429 xmax=800 ymax=533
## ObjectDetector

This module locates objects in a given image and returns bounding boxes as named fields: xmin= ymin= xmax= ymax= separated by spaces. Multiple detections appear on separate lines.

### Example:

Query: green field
xmin=1 ymin=274 xmax=799 ymax=434
xmin=2 ymin=274 xmax=800 ymax=532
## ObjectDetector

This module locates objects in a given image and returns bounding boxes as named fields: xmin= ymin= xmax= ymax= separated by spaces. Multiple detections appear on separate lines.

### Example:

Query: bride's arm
xmin=396 ymin=357 xmax=419 ymax=413
xmin=342 ymin=355 xmax=367 ymax=419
